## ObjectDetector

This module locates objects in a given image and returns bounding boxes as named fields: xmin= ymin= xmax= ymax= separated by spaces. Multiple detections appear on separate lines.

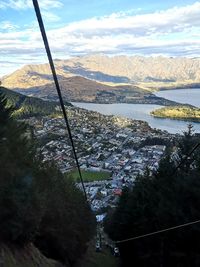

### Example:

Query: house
xmin=114 ymin=188 xmax=122 ymax=196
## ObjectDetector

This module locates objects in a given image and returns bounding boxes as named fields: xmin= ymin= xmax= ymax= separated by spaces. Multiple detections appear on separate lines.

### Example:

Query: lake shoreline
xmin=151 ymin=115 xmax=200 ymax=123
xmin=158 ymin=84 xmax=200 ymax=91
xmin=73 ymin=90 xmax=200 ymax=134
xmin=151 ymin=105 xmax=200 ymax=123
xmin=71 ymin=95 xmax=182 ymax=106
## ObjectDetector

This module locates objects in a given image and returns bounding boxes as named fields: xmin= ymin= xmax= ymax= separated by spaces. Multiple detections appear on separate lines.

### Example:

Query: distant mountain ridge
xmin=62 ymin=54 xmax=200 ymax=83
xmin=2 ymin=54 xmax=200 ymax=104
xmin=3 ymin=55 xmax=200 ymax=90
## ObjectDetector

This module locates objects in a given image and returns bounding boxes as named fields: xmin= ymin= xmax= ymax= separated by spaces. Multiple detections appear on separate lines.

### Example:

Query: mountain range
xmin=2 ymin=54 xmax=200 ymax=103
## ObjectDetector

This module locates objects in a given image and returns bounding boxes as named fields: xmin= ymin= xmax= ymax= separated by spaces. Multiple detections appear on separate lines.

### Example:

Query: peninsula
xmin=151 ymin=106 xmax=200 ymax=122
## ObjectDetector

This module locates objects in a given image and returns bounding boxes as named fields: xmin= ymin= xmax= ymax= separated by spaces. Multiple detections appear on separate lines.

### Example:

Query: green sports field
xmin=69 ymin=170 xmax=111 ymax=182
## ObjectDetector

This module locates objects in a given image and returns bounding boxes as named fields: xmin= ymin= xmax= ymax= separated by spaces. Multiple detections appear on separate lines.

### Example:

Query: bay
xmin=155 ymin=88 xmax=200 ymax=108
xmin=72 ymin=89 xmax=200 ymax=134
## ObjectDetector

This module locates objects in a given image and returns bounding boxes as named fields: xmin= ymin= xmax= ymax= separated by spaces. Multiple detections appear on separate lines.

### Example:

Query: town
xmin=26 ymin=106 xmax=175 ymax=213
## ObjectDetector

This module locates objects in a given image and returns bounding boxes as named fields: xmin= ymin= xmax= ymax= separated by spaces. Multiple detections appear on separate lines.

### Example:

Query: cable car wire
xmin=32 ymin=0 xmax=88 ymax=201
xmin=115 ymin=219 xmax=200 ymax=244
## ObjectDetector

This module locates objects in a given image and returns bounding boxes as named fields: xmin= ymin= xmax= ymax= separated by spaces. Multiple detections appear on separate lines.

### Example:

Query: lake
xmin=155 ymin=88 xmax=200 ymax=108
xmin=72 ymin=89 xmax=200 ymax=134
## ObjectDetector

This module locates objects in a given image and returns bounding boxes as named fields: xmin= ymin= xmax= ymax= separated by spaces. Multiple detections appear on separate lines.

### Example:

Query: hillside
xmin=2 ymin=55 xmax=200 ymax=89
xmin=0 ymin=94 xmax=95 ymax=267
xmin=0 ymin=244 xmax=65 ymax=267
xmin=0 ymin=86 xmax=61 ymax=117
xmin=1 ymin=74 xmax=182 ymax=106
xmin=2 ymin=54 xmax=200 ymax=104
xmin=16 ymin=76 xmax=150 ymax=103
xmin=59 ymin=54 xmax=200 ymax=84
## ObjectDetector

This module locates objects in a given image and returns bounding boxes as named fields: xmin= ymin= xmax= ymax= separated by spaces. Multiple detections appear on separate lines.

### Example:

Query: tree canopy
xmin=104 ymin=125 xmax=200 ymax=267
xmin=151 ymin=105 xmax=200 ymax=121
xmin=0 ymin=92 xmax=95 ymax=265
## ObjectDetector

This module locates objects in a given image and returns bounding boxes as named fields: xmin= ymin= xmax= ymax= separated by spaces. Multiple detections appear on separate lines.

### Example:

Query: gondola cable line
xmin=32 ymin=0 xmax=88 ymax=202
xmin=115 ymin=219 xmax=200 ymax=244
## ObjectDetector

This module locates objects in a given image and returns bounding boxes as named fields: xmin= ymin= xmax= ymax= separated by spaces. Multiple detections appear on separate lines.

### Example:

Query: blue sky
xmin=1 ymin=0 xmax=200 ymax=76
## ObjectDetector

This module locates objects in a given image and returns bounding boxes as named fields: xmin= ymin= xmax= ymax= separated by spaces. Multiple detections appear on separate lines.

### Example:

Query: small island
xmin=151 ymin=106 xmax=200 ymax=122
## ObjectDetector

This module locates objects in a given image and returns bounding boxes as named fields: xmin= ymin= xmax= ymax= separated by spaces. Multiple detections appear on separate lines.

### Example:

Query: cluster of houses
xmin=27 ymin=106 xmax=174 ymax=212
xmin=80 ymin=145 xmax=166 ymax=211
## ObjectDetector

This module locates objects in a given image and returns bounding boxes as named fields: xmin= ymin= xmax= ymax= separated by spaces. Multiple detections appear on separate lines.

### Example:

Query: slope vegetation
xmin=0 ymin=244 xmax=64 ymax=267
xmin=0 ymin=86 xmax=61 ymax=117
xmin=0 ymin=92 xmax=95 ymax=266
xmin=151 ymin=105 xmax=200 ymax=121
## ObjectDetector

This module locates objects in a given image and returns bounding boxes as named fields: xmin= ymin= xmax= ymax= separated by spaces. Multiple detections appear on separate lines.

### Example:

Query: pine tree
xmin=0 ymin=92 xmax=43 ymax=244
xmin=0 ymin=92 xmax=95 ymax=265
xmin=105 ymin=128 xmax=200 ymax=267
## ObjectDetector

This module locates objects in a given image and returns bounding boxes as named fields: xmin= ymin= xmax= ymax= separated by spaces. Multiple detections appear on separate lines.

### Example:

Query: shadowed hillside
xmin=0 ymin=86 xmax=65 ymax=117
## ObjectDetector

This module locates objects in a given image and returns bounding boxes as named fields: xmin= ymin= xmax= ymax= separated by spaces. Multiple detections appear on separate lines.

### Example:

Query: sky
xmin=1 ymin=0 xmax=200 ymax=77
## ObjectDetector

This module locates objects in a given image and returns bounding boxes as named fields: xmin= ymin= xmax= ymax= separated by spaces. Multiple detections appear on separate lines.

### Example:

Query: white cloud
xmin=39 ymin=0 xmax=63 ymax=9
xmin=56 ymin=1 xmax=200 ymax=37
xmin=42 ymin=11 xmax=61 ymax=22
xmin=1 ymin=1 xmax=200 ymax=76
xmin=0 ymin=0 xmax=32 ymax=10
xmin=0 ymin=21 xmax=18 ymax=31
xmin=43 ymin=1 xmax=200 ymax=56
xmin=0 ymin=0 xmax=63 ymax=10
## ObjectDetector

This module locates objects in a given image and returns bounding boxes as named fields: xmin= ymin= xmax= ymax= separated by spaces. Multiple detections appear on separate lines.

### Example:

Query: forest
xmin=0 ymin=86 xmax=67 ymax=118
xmin=0 ymin=92 xmax=95 ymax=266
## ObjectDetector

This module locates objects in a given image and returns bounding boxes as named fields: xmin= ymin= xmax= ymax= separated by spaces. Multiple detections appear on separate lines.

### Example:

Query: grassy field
xmin=69 ymin=170 xmax=111 ymax=182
